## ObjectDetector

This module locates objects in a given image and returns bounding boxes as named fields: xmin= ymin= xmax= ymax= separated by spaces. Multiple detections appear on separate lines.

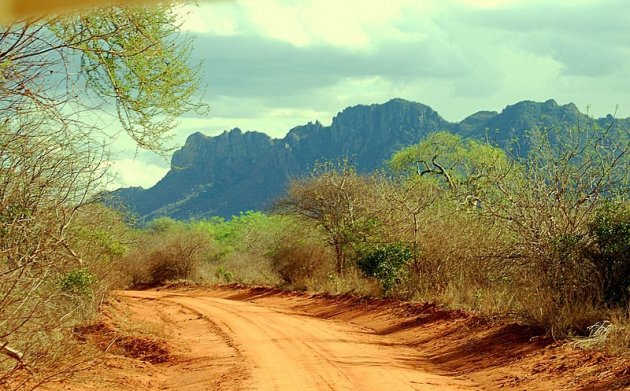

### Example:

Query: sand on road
xmin=55 ymin=287 xmax=630 ymax=391
xmin=116 ymin=289 xmax=478 ymax=390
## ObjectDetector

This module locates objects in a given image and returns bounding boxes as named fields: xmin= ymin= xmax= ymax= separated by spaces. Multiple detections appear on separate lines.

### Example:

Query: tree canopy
xmin=388 ymin=131 xmax=515 ymax=205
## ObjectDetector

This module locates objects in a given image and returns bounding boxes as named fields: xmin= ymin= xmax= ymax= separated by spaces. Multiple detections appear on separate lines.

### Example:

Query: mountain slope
xmin=111 ymin=98 xmax=628 ymax=220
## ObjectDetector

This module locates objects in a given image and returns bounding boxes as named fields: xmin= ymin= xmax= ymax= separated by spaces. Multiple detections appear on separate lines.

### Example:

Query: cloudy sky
xmin=107 ymin=0 xmax=630 ymax=189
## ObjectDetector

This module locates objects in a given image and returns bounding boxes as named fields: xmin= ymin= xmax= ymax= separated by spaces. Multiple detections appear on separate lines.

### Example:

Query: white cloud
xmin=451 ymin=0 xmax=521 ymax=9
xmin=184 ymin=0 xmax=429 ymax=49
xmin=176 ymin=2 xmax=241 ymax=35
xmin=243 ymin=0 xmax=312 ymax=46
xmin=106 ymin=159 xmax=169 ymax=190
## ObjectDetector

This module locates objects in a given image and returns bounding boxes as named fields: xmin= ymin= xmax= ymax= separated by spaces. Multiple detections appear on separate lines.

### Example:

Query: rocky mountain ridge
xmin=112 ymin=98 xmax=629 ymax=220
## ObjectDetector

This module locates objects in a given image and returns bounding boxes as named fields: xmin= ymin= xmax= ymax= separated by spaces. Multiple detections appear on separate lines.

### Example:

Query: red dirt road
xmin=116 ymin=290 xmax=476 ymax=390
xmin=56 ymin=287 xmax=630 ymax=390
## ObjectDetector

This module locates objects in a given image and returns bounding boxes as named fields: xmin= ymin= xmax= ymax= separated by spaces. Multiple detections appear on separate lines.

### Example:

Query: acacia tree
xmin=379 ymin=176 xmax=441 ymax=269
xmin=383 ymin=135 xmax=514 ymax=296
xmin=0 ymin=4 xmax=203 ymax=386
xmin=389 ymin=131 xmax=516 ymax=208
xmin=276 ymin=162 xmax=380 ymax=276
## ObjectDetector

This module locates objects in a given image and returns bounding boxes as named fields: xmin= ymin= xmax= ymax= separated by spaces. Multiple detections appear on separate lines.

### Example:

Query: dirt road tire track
xmin=120 ymin=290 xmax=479 ymax=391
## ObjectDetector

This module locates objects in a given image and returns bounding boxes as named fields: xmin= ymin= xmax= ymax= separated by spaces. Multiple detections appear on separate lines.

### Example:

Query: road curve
xmin=119 ymin=290 xmax=478 ymax=391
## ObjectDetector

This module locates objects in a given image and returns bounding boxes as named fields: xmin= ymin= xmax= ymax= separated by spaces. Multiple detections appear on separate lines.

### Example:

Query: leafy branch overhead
xmin=1 ymin=4 xmax=205 ymax=152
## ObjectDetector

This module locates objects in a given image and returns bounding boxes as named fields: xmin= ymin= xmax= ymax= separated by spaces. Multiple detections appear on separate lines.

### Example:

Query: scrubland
xmin=124 ymin=126 xmax=630 ymax=353
xmin=2 ymin=125 xmax=628 ymax=388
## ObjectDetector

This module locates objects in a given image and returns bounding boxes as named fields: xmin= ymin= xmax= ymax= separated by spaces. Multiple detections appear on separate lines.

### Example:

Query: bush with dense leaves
xmin=59 ymin=269 xmax=96 ymax=296
xmin=357 ymin=243 xmax=412 ymax=292
xmin=588 ymin=203 xmax=630 ymax=305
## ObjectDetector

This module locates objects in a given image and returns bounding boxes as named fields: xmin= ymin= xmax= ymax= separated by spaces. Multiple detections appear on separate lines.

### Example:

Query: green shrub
xmin=357 ymin=243 xmax=412 ymax=292
xmin=59 ymin=268 xmax=95 ymax=296
xmin=588 ymin=203 xmax=630 ymax=305
xmin=215 ymin=267 xmax=235 ymax=283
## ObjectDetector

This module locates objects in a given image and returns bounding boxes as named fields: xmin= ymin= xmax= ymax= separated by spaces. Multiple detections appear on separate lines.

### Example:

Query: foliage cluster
xmin=123 ymin=212 xmax=288 ymax=287
xmin=587 ymin=203 xmax=630 ymax=305
xmin=122 ymin=219 xmax=212 ymax=287
xmin=357 ymin=243 xmax=412 ymax=293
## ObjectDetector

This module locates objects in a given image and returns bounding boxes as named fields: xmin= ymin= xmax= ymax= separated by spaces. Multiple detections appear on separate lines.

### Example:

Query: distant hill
xmin=111 ymin=98 xmax=629 ymax=220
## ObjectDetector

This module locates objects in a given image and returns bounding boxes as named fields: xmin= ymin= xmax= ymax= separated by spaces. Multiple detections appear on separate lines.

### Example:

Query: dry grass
xmin=294 ymin=268 xmax=382 ymax=296
xmin=570 ymin=309 xmax=630 ymax=356
xmin=605 ymin=319 xmax=630 ymax=357
xmin=200 ymin=252 xmax=280 ymax=286
xmin=104 ymin=298 xmax=169 ymax=340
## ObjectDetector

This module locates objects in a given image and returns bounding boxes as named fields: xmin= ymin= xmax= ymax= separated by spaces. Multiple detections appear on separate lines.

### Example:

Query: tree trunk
xmin=334 ymin=241 xmax=345 ymax=276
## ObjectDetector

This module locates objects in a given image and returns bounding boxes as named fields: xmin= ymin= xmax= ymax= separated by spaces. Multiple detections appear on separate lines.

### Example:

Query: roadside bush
xmin=0 ymin=126 xmax=132 ymax=387
xmin=59 ymin=268 xmax=96 ymax=296
xmin=193 ymin=212 xmax=290 ymax=285
xmin=380 ymin=124 xmax=629 ymax=339
xmin=215 ymin=267 xmax=235 ymax=283
xmin=357 ymin=243 xmax=411 ymax=293
xmin=588 ymin=202 xmax=630 ymax=306
xmin=123 ymin=223 xmax=213 ymax=286
xmin=403 ymin=205 xmax=517 ymax=310
xmin=501 ymin=125 xmax=626 ymax=335
xmin=305 ymin=268 xmax=382 ymax=296
xmin=68 ymin=203 xmax=135 ymax=298
xmin=272 ymin=237 xmax=334 ymax=287
xmin=276 ymin=161 xmax=384 ymax=276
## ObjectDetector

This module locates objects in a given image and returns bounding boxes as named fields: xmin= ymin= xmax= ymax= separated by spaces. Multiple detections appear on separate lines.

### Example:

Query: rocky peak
xmin=111 ymin=98 xmax=627 ymax=220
